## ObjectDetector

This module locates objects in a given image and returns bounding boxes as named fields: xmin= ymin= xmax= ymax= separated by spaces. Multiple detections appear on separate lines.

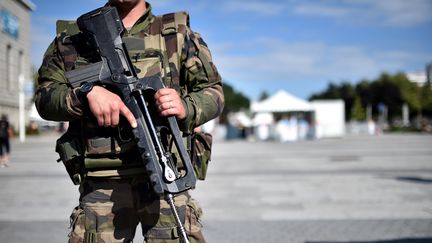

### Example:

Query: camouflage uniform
xmin=35 ymin=2 xmax=223 ymax=242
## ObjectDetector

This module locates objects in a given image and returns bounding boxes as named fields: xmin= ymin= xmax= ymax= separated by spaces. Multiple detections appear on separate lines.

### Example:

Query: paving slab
xmin=0 ymin=133 xmax=431 ymax=242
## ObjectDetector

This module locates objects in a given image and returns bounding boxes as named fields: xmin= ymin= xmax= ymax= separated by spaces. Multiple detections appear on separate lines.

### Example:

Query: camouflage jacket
xmin=35 ymin=3 xmax=224 ymax=133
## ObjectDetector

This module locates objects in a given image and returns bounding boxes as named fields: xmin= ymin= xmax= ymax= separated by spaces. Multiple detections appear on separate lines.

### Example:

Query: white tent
xmin=250 ymin=90 xmax=345 ymax=140
xmin=29 ymin=103 xmax=58 ymax=128
xmin=251 ymin=90 xmax=312 ymax=113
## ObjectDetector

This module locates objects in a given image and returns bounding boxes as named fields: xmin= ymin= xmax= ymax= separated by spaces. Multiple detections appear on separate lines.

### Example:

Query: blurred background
xmin=1 ymin=0 xmax=432 ymax=139
xmin=0 ymin=0 xmax=431 ymax=243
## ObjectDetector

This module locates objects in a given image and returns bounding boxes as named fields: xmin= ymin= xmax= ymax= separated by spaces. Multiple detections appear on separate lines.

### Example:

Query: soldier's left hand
xmin=154 ymin=88 xmax=187 ymax=120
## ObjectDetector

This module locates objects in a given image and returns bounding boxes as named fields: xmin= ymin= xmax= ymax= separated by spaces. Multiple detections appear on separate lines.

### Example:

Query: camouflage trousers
xmin=68 ymin=177 xmax=205 ymax=243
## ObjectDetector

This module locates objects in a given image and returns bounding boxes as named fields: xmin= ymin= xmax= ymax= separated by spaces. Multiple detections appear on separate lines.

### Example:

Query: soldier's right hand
xmin=86 ymin=86 xmax=137 ymax=128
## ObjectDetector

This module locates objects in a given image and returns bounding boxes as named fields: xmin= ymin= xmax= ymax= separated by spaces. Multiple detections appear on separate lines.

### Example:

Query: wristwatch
xmin=77 ymin=82 xmax=94 ymax=104
xmin=80 ymin=82 xmax=94 ymax=94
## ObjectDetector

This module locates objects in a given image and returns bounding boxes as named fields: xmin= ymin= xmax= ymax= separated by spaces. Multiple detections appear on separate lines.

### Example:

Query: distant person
xmin=0 ymin=114 xmax=11 ymax=167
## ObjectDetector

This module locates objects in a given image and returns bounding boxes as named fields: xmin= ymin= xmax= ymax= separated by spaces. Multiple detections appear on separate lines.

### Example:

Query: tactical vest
xmin=55 ymin=11 xmax=198 ymax=182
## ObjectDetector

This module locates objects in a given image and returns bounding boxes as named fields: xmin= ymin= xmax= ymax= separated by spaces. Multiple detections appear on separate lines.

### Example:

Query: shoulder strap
xmin=55 ymin=20 xmax=81 ymax=71
xmin=161 ymin=11 xmax=190 ymax=34
xmin=158 ymin=12 xmax=190 ymax=92
xmin=56 ymin=20 xmax=79 ymax=36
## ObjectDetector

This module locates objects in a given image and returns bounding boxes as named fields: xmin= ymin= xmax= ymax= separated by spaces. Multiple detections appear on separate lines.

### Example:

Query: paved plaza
xmin=0 ymin=133 xmax=431 ymax=242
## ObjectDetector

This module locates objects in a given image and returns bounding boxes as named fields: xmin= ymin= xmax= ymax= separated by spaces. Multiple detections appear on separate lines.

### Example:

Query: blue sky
xmin=30 ymin=0 xmax=432 ymax=100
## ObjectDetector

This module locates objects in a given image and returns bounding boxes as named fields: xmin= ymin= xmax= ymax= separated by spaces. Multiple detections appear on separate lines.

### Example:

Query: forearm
xmin=35 ymin=39 xmax=87 ymax=121
xmin=180 ymin=82 xmax=224 ymax=131
xmin=180 ymin=31 xmax=225 ymax=131
xmin=35 ymin=79 xmax=84 ymax=121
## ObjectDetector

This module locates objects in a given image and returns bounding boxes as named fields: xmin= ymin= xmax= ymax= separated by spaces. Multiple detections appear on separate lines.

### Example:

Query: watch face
xmin=80 ymin=82 xmax=93 ymax=93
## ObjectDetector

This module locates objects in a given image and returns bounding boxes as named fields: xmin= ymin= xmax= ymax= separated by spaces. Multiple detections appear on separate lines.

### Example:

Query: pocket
xmin=89 ymin=232 xmax=125 ymax=243
xmin=56 ymin=132 xmax=83 ymax=163
xmin=56 ymin=132 xmax=84 ymax=185
xmin=190 ymin=132 xmax=213 ymax=180
xmin=85 ymin=137 xmax=120 ymax=158
xmin=134 ymin=56 xmax=163 ymax=79
xmin=68 ymin=206 xmax=86 ymax=241
xmin=185 ymin=198 xmax=203 ymax=233
xmin=125 ymin=35 xmax=165 ymax=80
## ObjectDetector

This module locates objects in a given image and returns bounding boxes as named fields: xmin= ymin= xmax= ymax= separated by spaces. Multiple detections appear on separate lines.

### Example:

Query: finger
xmin=155 ymin=88 xmax=176 ymax=101
xmin=156 ymin=88 xmax=174 ymax=96
xmin=103 ymin=112 xmax=112 ymax=127
xmin=160 ymin=108 xmax=175 ymax=117
xmin=160 ymin=102 xmax=181 ymax=117
xmin=160 ymin=101 xmax=187 ymax=120
xmin=154 ymin=90 xmax=164 ymax=100
xmin=159 ymin=101 xmax=174 ymax=111
xmin=156 ymin=95 xmax=173 ymax=105
xmin=120 ymin=104 xmax=137 ymax=128
xmin=96 ymin=114 xmax=104 ymax=127
xmin=111 ymin=105 xmax=120 ymax=127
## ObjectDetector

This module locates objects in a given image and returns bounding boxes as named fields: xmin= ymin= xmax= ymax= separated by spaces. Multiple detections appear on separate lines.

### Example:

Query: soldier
xmin=35 ymin=0 xmax=224 ymax=242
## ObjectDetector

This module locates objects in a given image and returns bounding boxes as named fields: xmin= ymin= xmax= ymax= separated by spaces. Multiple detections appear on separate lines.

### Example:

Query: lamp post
xmin=18 ymin=73 xmax=25 ymax=142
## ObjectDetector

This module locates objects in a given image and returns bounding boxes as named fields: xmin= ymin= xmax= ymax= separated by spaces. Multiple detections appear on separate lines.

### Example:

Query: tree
xmin=309 ymin=81 xmax=355 ymax=121
xmin=258 ymin=90 xmax=269 ymax=101
xmin=220 ymin=82 xmax=250 ymax=124
xmin=368 ymin=73 xmax=406 ymax=121
xmin=351 ymin=96 xmax=366 ymax=121
xmin=309 ymin=82 xmax=341 ymax=99
xmin=391 ymin=72 xmax=421 ymax=114
xmin=420 ymin=82 xmax=432 ymax=116
xmin=308 ymin=72 xmax=430 ymax=123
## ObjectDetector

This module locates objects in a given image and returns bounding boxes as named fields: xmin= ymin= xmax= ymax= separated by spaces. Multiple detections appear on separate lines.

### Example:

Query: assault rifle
xmin=64 ymin=6 xmax=196 ymax=243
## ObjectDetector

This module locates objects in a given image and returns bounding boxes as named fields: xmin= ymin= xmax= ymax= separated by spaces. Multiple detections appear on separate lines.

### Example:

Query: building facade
xmin=407 ymin=63 xmax=432 ymax=87
xmin=0 ymin=0 xmax=34 ymax=130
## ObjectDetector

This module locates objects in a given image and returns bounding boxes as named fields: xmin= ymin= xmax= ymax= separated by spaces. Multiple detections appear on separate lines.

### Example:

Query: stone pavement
xmin=0 ymin=133 xmax=431 ymax=242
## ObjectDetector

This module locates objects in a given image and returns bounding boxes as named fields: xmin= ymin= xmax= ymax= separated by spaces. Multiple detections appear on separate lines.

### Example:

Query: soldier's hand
xmin=86 ymin=86 xmax=137 ymax=128
xmin=154 ymin=88 xmax=187 ymax=120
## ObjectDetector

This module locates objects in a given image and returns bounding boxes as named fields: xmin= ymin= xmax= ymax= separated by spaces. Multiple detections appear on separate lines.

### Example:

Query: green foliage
xmin=309 ymin=81 xmax=356 ymax=120
xmin=309 ymin=72 xmax=431 ymax=122
xmin=420 ymin=82 xmax=432 ymax=116
xmin=351 ymin=96 xmax=366 ymax=121
xmin=220 ymin=81 xmax=250 ymax=124
xmin=258 ymin=90 xmax=270 ymax=101
xmin=368 ymin=73 xmax=405 ymax=119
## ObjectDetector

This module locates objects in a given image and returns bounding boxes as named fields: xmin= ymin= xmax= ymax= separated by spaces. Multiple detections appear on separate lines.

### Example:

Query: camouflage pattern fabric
xmin=35 ymin=2 xmax=224 ymax=177
xmin=190 ymin=131 xmax=212 ymax=180
xmin=35 ymin=2 xmax=224 ymax=133
xmin=69 ymin=177 xmax=205 ymax=243
xmin=35 ymin=2 xmax=221 ymax=242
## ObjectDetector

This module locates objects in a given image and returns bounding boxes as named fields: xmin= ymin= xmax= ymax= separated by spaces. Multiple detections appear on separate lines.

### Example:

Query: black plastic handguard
xmin=64 ymin=6 xmax=196 ymax=195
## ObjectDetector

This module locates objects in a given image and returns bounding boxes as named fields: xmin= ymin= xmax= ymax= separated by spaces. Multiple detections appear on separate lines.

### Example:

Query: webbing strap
xmin=84 ymin=231 xmax=96 ymax=243
xmin=159 ymin=12 xmax=189 ymax=92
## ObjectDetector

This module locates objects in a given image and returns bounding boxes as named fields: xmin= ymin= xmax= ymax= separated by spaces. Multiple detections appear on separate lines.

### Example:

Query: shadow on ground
xmin=308 ymin=238 xmax=432 ymax=243
xmin=395 ymin=176 xmax=432 ymax=184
